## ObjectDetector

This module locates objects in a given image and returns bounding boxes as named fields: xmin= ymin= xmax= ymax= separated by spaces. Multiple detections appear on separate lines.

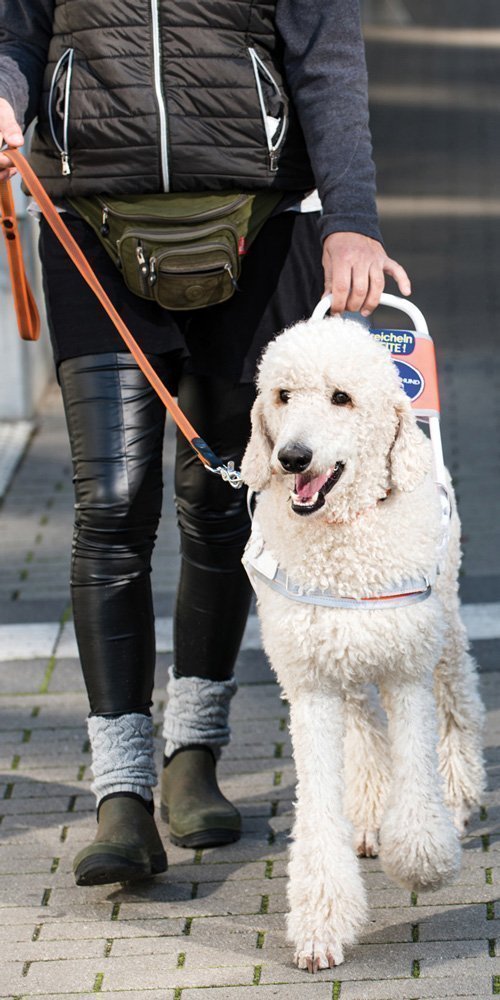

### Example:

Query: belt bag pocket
xmin=68 ymin=191 xmax=282 ymax=311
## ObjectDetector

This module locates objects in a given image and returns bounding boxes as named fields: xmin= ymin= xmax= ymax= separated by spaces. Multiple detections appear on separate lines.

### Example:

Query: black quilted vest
xmin=30 ymin=0 xmax=315 ymax=197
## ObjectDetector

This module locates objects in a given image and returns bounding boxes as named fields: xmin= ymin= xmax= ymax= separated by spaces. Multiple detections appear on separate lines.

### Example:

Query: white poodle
xmin=240 ymin=315 xmax=485 ymax=973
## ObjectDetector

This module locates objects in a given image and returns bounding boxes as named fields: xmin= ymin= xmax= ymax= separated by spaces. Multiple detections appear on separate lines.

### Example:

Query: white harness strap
xmin=242 ymin=519 xmax=433 ymax=611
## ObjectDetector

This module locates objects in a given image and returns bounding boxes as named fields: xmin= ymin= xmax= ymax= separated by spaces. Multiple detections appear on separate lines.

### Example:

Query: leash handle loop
xmin=2 ymin=149 xmax=241 ymax=488
xmin=0 ymin=174 xmax=40 ymax=341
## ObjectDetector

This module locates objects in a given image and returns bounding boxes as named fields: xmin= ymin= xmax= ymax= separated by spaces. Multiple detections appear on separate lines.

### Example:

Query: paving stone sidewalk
xmin=1 ymin=2 xmax=500 ymax=999
xmin=0 ymin=384 xmax=497 ymax=999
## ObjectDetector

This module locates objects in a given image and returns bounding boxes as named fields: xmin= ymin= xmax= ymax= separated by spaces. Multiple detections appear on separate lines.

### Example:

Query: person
xmin=0 ymin=0 xmax=410 ymax=886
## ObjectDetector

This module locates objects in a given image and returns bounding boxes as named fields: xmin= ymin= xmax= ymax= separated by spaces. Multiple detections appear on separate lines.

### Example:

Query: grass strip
xmin=93 ymin=972 xmax=104 ymax=992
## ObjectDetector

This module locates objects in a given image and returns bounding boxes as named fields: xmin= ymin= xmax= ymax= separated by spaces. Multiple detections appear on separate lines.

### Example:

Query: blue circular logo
xmin=394 ymin=361 xmax=424 ymax=401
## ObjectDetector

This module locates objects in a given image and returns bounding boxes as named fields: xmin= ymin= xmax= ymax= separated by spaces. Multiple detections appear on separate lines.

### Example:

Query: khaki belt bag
xmin=68 ymin=191 xmax=282 ymax=311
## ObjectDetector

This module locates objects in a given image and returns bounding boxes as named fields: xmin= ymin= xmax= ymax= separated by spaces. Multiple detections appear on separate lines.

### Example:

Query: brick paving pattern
xmin=0 ymin=2 xmax=499 ymax=998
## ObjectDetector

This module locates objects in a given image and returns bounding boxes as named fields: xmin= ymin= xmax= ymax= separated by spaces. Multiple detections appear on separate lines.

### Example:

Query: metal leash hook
xmin=190 ymin=437 xmax=243 ymax=489
xmin=206 ymin=460 xmax=243 ymax=488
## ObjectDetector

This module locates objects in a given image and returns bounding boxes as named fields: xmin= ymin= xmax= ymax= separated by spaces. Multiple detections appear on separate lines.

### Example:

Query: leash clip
xmin=206 ymin=461 xmax=243 ymax=489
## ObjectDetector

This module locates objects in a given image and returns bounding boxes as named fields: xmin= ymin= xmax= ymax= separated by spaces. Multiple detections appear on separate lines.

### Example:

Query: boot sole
xmin=161 ymin=803 xmax=241 ymax=848
xmin=169 ymin=828 xmax=241 ymax=848
xmin=74 ymin=851 xmax=167 ymax=887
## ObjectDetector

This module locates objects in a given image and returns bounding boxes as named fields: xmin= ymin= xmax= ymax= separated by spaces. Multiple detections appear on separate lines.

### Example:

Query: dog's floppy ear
xmin=389 ymin=394 xmax=432 ymax=492
xmin=240 ymin=394 xmax=273 ymax=492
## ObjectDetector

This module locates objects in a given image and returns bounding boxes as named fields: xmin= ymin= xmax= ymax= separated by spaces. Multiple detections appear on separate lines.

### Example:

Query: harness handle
xmin=312 ymin=291 xmax=430 ymax=335
xmin=312 ymin=291 xmax=451 ymax=566
xmin=0 ymin=149 xmax=242 ymax=488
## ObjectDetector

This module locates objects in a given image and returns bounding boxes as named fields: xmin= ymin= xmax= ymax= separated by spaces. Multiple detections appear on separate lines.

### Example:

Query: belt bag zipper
xmin=117 ymin=221 xmax=240 ymax=249
xmin=97 ymin=194 xmax=249 ymax=230
xmin=150 ymin=241 xmax=238 ymax=277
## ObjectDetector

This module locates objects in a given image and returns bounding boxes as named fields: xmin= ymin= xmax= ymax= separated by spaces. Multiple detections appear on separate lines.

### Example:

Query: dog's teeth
xmin=291 ymin=491 xmax=319 ymax=506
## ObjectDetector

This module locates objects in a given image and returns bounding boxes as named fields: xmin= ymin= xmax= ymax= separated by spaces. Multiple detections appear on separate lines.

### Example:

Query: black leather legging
xmin=59 ymin=352 xmax=255 ymax=716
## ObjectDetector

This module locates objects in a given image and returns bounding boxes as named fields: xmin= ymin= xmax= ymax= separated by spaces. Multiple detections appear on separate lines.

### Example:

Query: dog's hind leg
xmin=379 ymin=678 xmax=461 ymax=892
xmin=287 ymin=688 xmax=367 ymax=971
xmin=343 ymin=686 xmax=390 ymax=858
xmin=434 ymin=610 xmax=486 ymax=836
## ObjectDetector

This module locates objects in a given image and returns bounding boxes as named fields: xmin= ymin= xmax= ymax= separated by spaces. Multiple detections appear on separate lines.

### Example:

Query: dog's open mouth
xmin=290 ymin=463 xmax=344 ymax=515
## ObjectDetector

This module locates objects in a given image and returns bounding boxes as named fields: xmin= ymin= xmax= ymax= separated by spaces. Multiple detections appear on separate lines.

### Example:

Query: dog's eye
xmin=278 ymin=389 xmax=290 ymax=404
xmin=331 ymin=390 xmax=351 ymax=406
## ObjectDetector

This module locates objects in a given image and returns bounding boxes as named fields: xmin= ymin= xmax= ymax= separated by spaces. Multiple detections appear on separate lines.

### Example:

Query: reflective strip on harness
xmin=242 ymin=533 xmax=432 ymax=610
xmin=245 ymin=562 xmax=432 ymax=609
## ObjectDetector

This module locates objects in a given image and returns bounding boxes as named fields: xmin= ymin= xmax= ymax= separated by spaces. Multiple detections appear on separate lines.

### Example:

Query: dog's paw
xmin=294 ymin=938 xmax=344 ymax=972
xmin=355 ymin=828 xmax=380 ymax=858
xmin=451 ymin=801 xmax=472 ymax=838
xmin=380 ymin=806 xmax=461 ymax=891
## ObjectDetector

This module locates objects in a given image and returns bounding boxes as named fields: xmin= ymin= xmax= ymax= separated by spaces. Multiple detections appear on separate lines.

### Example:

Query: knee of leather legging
xmin=71 ymin=474 xmax=162 ymax=586
xmin=59 ymin=353 xmax=165 ymax=580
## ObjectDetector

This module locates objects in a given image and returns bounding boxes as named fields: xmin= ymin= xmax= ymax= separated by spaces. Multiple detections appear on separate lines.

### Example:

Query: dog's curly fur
xmin=241 ymin=316 xmax=486 ymax=973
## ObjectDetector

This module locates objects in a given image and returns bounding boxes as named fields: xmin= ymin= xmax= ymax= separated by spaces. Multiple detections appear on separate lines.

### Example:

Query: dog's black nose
xmin=277 ymin=443 xmax=313 ymax=473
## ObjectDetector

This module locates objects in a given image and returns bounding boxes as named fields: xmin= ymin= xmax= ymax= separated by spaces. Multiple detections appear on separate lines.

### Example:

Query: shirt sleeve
xmin=276 ymin=0 xmax=382 ymax=245
xmin=0 ymin=0 xmax=54 ymax=129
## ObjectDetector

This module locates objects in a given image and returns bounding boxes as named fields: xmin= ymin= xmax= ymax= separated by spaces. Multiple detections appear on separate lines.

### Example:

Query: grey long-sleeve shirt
xmin=0 ymin=0 xmax=382 ymax=243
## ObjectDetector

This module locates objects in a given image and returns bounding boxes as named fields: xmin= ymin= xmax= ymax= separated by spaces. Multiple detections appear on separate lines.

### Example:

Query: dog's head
xmin=241 ymin=316 xmax=431 ymax=520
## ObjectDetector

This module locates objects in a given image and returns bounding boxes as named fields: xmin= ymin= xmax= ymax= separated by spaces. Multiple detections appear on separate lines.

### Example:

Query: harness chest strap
xmin=242 ymin=524 xmax=433 ymax=611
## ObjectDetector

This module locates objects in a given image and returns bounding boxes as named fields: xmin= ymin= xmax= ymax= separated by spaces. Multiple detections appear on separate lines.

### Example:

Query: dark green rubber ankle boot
xmin=160 ymin=746 xmax=241 ymax=848
xmin=73 ymin=793 xmax=167 ymax=886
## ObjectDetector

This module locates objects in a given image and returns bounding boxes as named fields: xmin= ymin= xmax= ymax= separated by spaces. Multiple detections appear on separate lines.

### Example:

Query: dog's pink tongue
xmin=295 ymin=471 xmax=328 ymax=500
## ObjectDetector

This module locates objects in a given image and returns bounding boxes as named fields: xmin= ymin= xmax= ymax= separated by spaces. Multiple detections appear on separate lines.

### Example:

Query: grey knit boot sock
xmin=162 ymin=667 xmax=238 ymax=759
xmin=88 ymin=713 xmax=158 ymax=807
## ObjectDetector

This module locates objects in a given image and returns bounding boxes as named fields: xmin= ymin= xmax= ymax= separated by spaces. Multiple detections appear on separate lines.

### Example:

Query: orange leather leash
xmin=0 ymin=149 xmax=242 ymax=488
xmin=0 ymin=169 xmax=40 ymax=341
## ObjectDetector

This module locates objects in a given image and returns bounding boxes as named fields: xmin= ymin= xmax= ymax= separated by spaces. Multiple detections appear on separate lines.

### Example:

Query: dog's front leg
xmin=343 ymin=686 xmax=390 ymax=857
xmin=380 ymin=679 xmax=461 ymax=891
xmin=287 ymin=689 xmax=367 ymax=972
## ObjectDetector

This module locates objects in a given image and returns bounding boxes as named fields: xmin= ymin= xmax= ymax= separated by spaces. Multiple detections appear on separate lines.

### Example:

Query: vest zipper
xmin=150 ymin=0 xmax=170 ymax=192
xmin=248 ymin=47 xmax=287 ymax=173
xmin=48 ymin=48 xmax=74 ymax=176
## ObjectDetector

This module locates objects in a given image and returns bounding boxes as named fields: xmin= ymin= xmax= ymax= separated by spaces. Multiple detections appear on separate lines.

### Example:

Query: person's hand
xmin=322 ymin=231 xmax=411 ymax=316
xmin=0 ymin=98 xmax=24 ymax=181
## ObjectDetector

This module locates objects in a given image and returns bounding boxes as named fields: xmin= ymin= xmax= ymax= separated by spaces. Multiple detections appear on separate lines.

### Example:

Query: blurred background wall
xmin=0 ymin=143 xmax=52 ymax=422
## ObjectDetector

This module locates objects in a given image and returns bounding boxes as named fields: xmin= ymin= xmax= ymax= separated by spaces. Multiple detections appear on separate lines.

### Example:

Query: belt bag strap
xmin=0 ymin=150 xmax=242 ymax=488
